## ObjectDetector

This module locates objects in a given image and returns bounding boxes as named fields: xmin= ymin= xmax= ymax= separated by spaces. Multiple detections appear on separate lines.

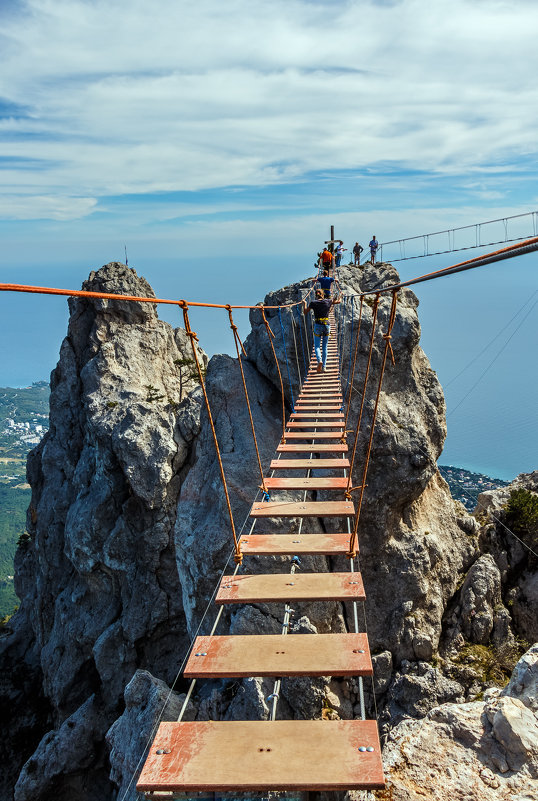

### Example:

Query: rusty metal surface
xmin=184 ymin=633 xmax=372 ymax=678
xmin=277 ymin=444 xmax=348 ymax=452
xmin=136 ymin=720 xmax=384 ymax=792
xmin=270 ymin=458 xmax=350 ymax=468
xmin=215 ymin=571 xmax=365 ymax=604
xmin=264 ymin=477 xmax=348 ymax=489
xmin=250 ymin=500 xmax=354 ymax=517
xmin=240 ymin=532 xmax=352 ymax=554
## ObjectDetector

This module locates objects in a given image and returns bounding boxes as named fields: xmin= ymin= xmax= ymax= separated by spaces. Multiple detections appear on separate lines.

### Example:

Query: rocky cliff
xmin=0 ymin=261 xmax=536 ymax=800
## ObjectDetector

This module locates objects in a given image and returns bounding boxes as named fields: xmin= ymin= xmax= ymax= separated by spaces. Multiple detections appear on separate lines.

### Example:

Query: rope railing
xmin=379 ymin=209 xmax=538 ymax=263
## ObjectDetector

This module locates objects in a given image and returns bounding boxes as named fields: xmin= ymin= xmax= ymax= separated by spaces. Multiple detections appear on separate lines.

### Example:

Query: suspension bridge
xmin=1 ymin=225 xmax=537 ymax=796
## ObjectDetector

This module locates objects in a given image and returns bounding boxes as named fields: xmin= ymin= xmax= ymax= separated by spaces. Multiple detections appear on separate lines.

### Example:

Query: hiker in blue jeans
xmin=303 ymin=289 xmax=341 ymax=372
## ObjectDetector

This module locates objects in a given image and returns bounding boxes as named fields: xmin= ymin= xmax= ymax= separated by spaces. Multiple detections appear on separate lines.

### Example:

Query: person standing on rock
xmin=335 ymin=240 xmax=346 ymax=269
xmin=303 ymin=289 xmax=340 ymax=372
xmin=353 ymin=242 xmax=364 ymax=266
xmin=369 ymin=236 xmax=379 ymax=263
xmin=318 ymin=269 xmax=334 ymax=298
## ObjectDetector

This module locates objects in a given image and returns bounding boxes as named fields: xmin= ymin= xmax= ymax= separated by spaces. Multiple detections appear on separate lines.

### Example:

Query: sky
xmin=0 ymin=0 xmax=537 ymax=481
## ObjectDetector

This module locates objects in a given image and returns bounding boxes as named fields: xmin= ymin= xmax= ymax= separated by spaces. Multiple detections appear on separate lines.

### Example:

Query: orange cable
xmin=0 ymin=280 xmax=317 ymax=311
xmin=179 ymin=301 xmax=243 ymax=565
xmin=348 ymin=291 xmax=398 ymax=556
xmin=226 ymin=306 xmax=269 ymax=497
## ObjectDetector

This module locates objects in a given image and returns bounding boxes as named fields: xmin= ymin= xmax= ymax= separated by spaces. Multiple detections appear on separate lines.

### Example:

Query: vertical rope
xmin=296 ymin=303 xmax=308 ymax=377
xmin=342 ymin=296 xmax=364 ymax=439
xmin=343 ymin=297 xmax=355 ymax=405
xmin=348 ymin=291 xmax=398 ymax=556
xmin=260 ymin=307 xmax=287 ymax=444
xmin=289 ymin=307 xmax=303 ymax=391
xmin=337 ymin=295 xmax=346 ymax=378
xmin=278 ymin=306 xmax=295 ymax=410
xmin=179 ymin=301 xmax=242 ymax=564
xmin=226 ymin=306 xmax=269 ymax=498
xmin=345 ymin=294 xmax=380 ymax=487
xmin=302 ymin=309 xmax=311 ymax=368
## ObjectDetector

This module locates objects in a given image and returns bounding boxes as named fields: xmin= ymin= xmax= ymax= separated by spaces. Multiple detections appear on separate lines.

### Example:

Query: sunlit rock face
xmin=2 ymin=260 xmax=534 ymax=801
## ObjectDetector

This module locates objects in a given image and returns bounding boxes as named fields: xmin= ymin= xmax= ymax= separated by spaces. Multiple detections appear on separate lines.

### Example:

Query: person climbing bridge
xmin=318 ymin=269 xmax=334 ymax=298
xmin=320 ymin=246 xmax=334 ymax=273
xmin=369 ymin=236 xmax=379 ymax=264
xmin=335 ymin=240 xmax=346 ymax=269
xmin=352 ymin=242 xmax=364 ymax=266
xmin=303 ymin=289 xmax=341 ymax=372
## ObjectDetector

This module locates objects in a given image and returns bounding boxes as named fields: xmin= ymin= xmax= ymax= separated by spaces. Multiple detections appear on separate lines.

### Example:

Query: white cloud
xmin=0 ymin=194 xmax=97 ymax=220
xmin=1 ymin=0 xmax=538 ymax=218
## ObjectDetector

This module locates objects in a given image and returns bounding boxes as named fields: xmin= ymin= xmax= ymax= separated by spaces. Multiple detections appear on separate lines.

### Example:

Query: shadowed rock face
xmin=2 ymin=264 xmax=206 ymax=801
xmin=1 ymin=260 xmax=534 ymax=801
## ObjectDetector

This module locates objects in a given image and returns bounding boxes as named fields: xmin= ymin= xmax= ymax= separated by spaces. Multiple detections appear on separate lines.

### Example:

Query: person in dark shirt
xmin=352 ymin=242 xmax=363 ymax=266
xmin=369 ymin=236 xmax=378 ymax=264
xmin=318 ymin=269 xmax=334 ymax=298
xmin=303 ymin=289 xmax=340 ymax=372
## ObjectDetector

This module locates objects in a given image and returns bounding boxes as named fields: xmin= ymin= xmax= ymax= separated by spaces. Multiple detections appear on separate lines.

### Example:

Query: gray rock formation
xmin=2 ymin=264 xmax=206 ymax=800
xmin=379 ymin=644 xmax=538 ymax=800
xmin=1 ymin=259 xmax=535 ymax=800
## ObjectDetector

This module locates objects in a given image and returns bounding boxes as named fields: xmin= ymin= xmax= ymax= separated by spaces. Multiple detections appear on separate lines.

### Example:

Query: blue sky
xmin=1 ymin=0 xmax=537 ymax=480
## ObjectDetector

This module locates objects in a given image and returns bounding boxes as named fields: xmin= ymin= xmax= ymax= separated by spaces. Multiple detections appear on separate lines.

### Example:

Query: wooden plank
xmin=184 ymin=633 xmax=372 ymax=678
xmin=290 ymin=413 xmax=344 ymax=418
xmin=216 ymin=571 xmax=365 ymax=604
xmin=287 ymin=422 xmax=344 ymax=429
xmin=277 ymin=444 xmax=348 ymax=452
xmin=283 ymin=432 xmax=346 ymax=439
xmin=270 ymin=458 xmax=350 ymax=468
xmin=136 ymin=720 xmax=384 ymax=792
xmin=240 ymin=532 xmax=353 ymax=554
xmin=294 ymin=405 xmax=343 ymax=410
xmin=250 ymin=500 xmax=354 ymax=517
xmin=264 ymin=476 xmax=349 ymax=489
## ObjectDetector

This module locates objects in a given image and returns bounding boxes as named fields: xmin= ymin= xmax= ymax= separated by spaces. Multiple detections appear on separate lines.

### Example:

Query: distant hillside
xmin=0 ymin=382 xmax=49 ymax=617
xmin=439 ymin=464 xmax=509 ymax=511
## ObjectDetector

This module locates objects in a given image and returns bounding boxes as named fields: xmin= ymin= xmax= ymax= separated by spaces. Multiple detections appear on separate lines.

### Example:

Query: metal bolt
xmin=358 ymin=746 xmax=367 ymax=752
xmin=195 ymin=652 xmax=207 ymax=657
xmin=353 ymin=649 xmax=365 ymax=654
xmin=367 ymin=746 xmax=374 ymax=752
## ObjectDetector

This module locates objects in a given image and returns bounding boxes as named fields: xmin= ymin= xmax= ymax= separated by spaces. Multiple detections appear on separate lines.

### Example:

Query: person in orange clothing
xmin=320 ymin=247 xmax=334 ymax=273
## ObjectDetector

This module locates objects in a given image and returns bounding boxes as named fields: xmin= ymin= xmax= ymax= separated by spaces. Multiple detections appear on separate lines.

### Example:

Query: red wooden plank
xmin=250 ymin=500 xmax=354 ymax=517
xmin=287 ymin=421 xmax=344 ymax=428
xmin=137 ymin=720 xmax=384 ymax=792
xmin=184 ymin=633 xmax=372 ymax=678
xmin=283 ymin=432 xmax=346 ymax=439
xmin=270 ymin=458 xmax=350 ymax=468
xmin=264 ymin=476 xmax=348 ymax=489
xmin=240 ymin=532 xmax=353 ymax=554
xmin=216 ymin=571 xmax=365 ymax=604
xmin=277 ymin=444 xmax=348 ymax=452
xmin=290 ymin=413 xmax=344 ymax=418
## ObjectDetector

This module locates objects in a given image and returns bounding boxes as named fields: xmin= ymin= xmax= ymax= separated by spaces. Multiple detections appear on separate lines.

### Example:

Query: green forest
xmin=0 ymin=484 xmax=30 ymax=617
